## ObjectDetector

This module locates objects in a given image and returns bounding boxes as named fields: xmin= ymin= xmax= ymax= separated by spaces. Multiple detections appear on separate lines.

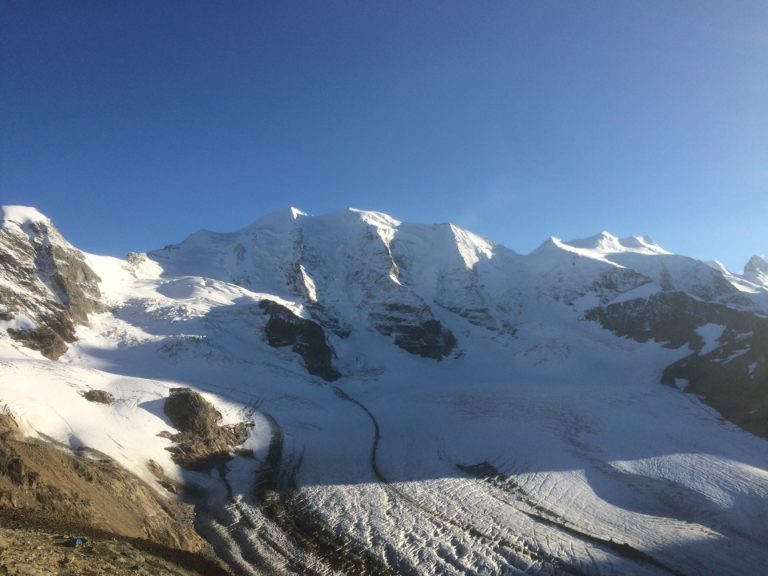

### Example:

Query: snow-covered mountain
xmin=1 ymin=205 xmax=767 ymax=576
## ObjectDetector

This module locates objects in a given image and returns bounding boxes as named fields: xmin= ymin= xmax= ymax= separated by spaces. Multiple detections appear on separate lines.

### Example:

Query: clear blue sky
xmin=1 ymin=1 xmax=766 ymax=270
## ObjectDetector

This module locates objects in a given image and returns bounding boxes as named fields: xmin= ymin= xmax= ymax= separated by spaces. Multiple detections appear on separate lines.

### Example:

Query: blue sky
xmin=1 ymin=1 xmax=766 ymax=270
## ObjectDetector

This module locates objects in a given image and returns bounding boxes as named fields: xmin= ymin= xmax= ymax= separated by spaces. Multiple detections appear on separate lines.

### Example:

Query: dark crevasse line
xmin=331 ymin=387 xmax=587 ymax=576
xmin=251 ymin=410 xmax=400 ymax=576
xmin=457 ymin=462 xmax=687 ymax=576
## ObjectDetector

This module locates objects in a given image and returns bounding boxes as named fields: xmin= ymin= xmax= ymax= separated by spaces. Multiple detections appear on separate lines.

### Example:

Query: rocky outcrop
xmin=370 ymin=303 xmax=457 ymax=360
xmin=163 ymin=388 xmax=250 ymax=471
xmin=585 ymin=292 xmax=731 ymax=349
xmin=260 ymin=300 xmax=341 ymax=381
xmin=0 ymin=213 xmax=104 ymax=359
xmin=662 ymin=347 xmax=768 ymax=438
xmin=586 ymin=292 xmax=768 ymax=438
xmin=394 ymin=319 xmax=457 ymax=359
xmin=539 ymin=265 xmax=652 ymax=306
xmin=82 ymin=389 xmax=115 ymax=404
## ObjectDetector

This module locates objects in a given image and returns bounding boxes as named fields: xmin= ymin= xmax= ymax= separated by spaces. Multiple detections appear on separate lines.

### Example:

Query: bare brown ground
xmin=0 ymin=415 xmax=231 ymax=575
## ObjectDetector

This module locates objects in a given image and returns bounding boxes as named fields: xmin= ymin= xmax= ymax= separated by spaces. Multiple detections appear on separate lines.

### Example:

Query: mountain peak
xmin=554 ymin=231 xmax=669 ymax=257
xmin=745 ymin=255 xmax=768 ymax=276
xmin=240 ymin=206 xmax=308 ymax=232
xmin=531 ymin=231 xmax=661 ymax=258
xmin=1 ymin=205 xmax=50 ymax=228
xmin=288 ymin=206 xmax=307 ymax=219
xmin=530 ymin=236 xmax=564 ymax=255
xmin=566 ymin=231 xmax=622 ymax=252
xmin=618 ymin=235 xmax=669 ymax=254
xmin=348 ymin=207 xmax=402 ymax=229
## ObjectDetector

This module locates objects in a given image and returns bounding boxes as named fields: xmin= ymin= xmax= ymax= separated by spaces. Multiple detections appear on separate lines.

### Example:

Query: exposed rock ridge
xmin=0 ymin=214 xmax=104 ymax=358
xmin=260 ymin=300 xmax=341 ymax=381
xmin=162 ymin=388 xmax=251 ymax=471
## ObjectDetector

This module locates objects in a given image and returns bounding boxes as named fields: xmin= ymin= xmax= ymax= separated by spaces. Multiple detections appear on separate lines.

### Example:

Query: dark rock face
xmin=165 ymin=388 xmax=223 ymax=437
xmin=0 ymin=217 xmax=103 ymax=359
xmin=260 ymin=300 xmax=341 ymax=381
xmin=587 ymin=292 xmax=768 ymax=438
xmin=370 ymin=303 xmax=457 ymax=360
xmin=584 ymin=292 xmax=739 ymax=350
xmin=6 ymin=324 xmax=70 ymax=360
xmin=163 ymin=388 xmax=250 ymax=471
xmin=540 ymin=265 xmax=652 ymax=306
xmin=393 ymin=319 xmax=457 ymax=359
xmin=82 ymin=389 xmax=115 ymax=405
xmin=662 ymin=342 xmax=768 ymax=438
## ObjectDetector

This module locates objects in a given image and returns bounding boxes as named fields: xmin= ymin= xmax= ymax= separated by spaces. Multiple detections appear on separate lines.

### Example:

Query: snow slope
xmin=707 ymin=256 xmax=768 ymax=311
xmin=1 ymin=206 xmax=767 ymax=576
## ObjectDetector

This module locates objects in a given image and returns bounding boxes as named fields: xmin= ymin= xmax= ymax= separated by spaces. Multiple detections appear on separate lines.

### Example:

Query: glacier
xmin=1 ymin=205 xmax=767 ymax=575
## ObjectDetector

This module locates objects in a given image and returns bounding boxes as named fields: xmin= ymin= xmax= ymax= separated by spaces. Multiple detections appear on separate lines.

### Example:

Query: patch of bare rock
xmin=0 ymin=414 xmax=230 ymax=575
